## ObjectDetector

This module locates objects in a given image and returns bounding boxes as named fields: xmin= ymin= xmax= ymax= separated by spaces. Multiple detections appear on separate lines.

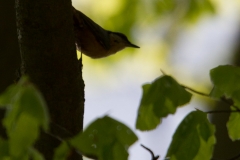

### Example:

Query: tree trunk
xmin=211 ymin=33 xmax=240 ymax=159
xmin=15 ymin=0 xmax=84 ymax=159
xmin=0 ymin=0 xmax=21 ymax=139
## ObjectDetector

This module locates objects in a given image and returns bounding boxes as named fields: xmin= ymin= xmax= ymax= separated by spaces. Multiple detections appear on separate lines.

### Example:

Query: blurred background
xmin=1 ymin=0 xmax=240 ymax=159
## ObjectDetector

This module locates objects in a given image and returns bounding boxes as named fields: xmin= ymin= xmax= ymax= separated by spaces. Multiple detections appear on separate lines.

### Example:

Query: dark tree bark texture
xmin=0 ymin=0 xmax=21 ymax=139
xmin=15 ymin=0 xmax=84 ymax=159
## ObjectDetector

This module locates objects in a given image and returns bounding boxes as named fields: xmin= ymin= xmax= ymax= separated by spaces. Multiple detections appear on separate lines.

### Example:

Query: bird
xmin=72 ymin=7 xmax=140 ymax=59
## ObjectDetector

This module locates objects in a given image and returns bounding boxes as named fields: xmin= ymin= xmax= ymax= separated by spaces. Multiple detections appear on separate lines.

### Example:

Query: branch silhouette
xmin=182 ymin=85 xmax=240 ymax=113
xmin=141 ymin=144 xmax=160 ymax=160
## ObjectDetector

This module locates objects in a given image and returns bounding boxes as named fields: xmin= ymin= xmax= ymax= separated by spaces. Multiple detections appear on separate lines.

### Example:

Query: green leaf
xmin=9 ymin=113 xmax=39 ymax=159
xmin=227 ymin=107 xmax=240 ymax=141
xmin=136 ymin=75 xmax=192 ymax=131
xmin=135 ymin=84 xmax=160 ymax=131
xmin=3 ymin=77 xmax=49 ymax=135
xmin=70 ymin=116 xmax=138 ymax=160
xmin=0 ymin=76 xmax=29 ymax=106
xmin=53 ymin=141 xmax=71 ymax=160
xmin=210 ymin=65 xmax=240 ymax=107
xmin=210 ymin=65 xmax=240 ymax=140
xmin=0 ymin=76 xmax=49 ymax=159
xmin=166 ymin=111 xmax=215 ymax=160
xmin=18 ymin=85 xmax=49 ymax=131
xmin=29 ymin=148 xmax=45 ymax=160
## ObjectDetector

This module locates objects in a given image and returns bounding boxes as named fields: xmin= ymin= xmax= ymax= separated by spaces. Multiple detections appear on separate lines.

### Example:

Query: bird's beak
xmin=127 ymin=43 xmax=140 ymax=48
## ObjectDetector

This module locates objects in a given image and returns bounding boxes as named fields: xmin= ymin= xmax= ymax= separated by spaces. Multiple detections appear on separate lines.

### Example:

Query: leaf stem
xmin=182 ymin=85 xmax=240 ymax=113
xmin=181 ymin=85 xmax=209 ymax=97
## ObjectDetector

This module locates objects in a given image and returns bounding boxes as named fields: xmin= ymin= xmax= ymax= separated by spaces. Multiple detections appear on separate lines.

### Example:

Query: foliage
xmin=166 ymin=111 xmax=215 ymax=160
xmin=0 ymin=77 xmax=138 ymax=160
xmin=70 ymin=116 xmax=138 ymax=160
xmin=0 ymin=76 xmax=48 ymax=159
xmin=210 ymin=65 xmax=240 ymax=107
xmin=2 ymin=65 xmax=240 ymax=159
xmin=210 ymin=65 xmax=240 ymax=141
xmin=136 ymin=75 xmax=192 ymax=131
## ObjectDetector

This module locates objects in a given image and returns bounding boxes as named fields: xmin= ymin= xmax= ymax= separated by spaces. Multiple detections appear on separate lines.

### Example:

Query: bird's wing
xmin=72 ymin=7 xmax=111 ymax=50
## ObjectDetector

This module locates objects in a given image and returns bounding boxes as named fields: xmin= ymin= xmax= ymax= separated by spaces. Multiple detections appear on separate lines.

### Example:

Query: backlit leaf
xmin=70 ymin=116 xmax=138 ymax=160
xmin=166 ymin=111 xmax=215 ymax=160
xmin=136 ymin=75 xmax=192 ymax=131
xmin=210 ymin=65 xmax=240 ymax=108
xmin=227 ymin=107 xmax=240 ymax=141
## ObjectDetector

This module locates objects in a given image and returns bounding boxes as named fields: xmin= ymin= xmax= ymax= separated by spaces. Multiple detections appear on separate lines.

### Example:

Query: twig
xmin=141 ymin=144 xmax=160 ymax=160
xmin=219 ymin=97 xmax=240 ymax=111
xmin=160 ymin=69 xmax=166 ymax=75
xmin=181 ymin=85 xmax=209 ymax=97
xmin=182 ymin=85 xmax=240 ymax=112
xmin=196 ymin=108 xmax=240 ymax=114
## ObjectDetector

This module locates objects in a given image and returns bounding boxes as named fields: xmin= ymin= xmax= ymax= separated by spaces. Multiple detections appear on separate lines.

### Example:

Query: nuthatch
xmin=72 ymin=7 xmax=140 ymax=59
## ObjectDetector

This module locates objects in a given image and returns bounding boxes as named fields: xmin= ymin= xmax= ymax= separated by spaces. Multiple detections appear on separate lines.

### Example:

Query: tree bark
xmin=15 ymin=0 xmax=84 ymax=159
xmin=0 ymin=0 xmax=21 ymax=140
